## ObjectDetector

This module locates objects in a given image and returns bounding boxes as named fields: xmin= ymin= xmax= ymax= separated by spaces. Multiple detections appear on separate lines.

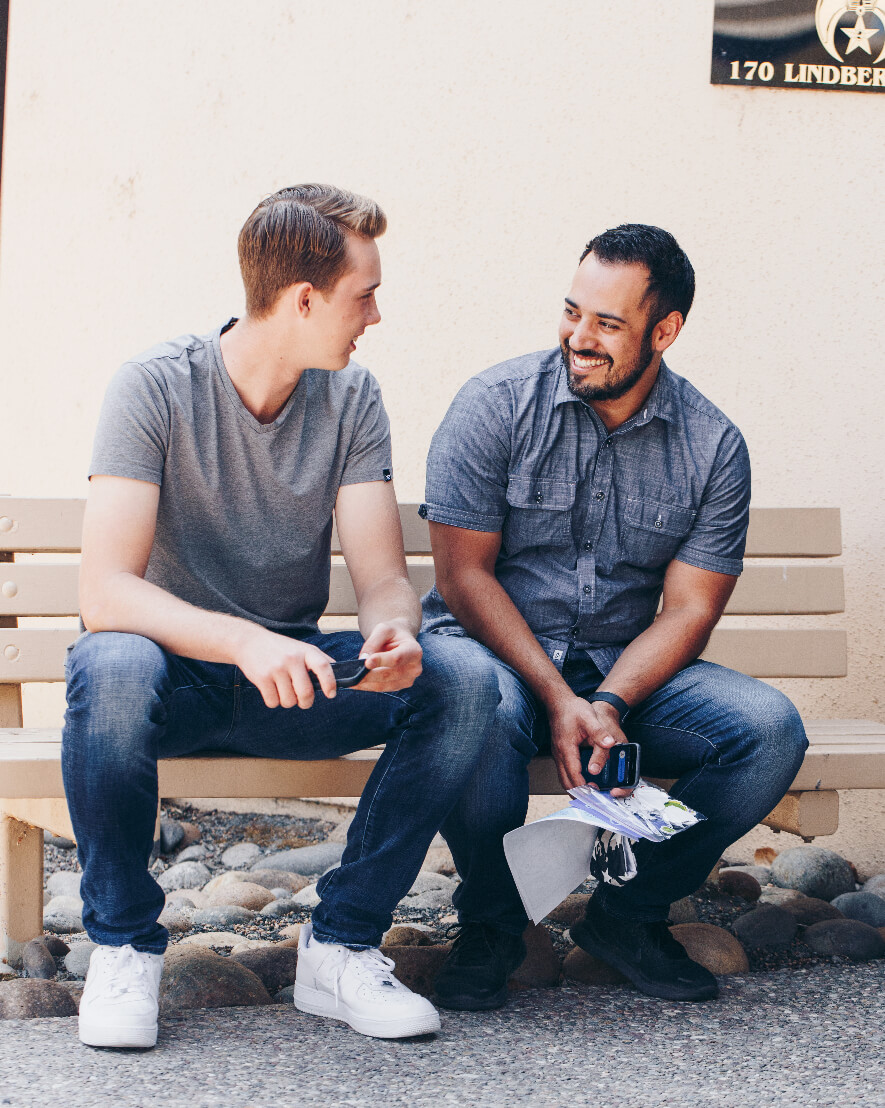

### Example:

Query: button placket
xmin=577 ymin=439 xmax=614 ymax=633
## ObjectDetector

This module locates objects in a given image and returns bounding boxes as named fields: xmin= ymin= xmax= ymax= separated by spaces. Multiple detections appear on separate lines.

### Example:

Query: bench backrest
xmin=0 ymin=498 xmax=846 ymax=727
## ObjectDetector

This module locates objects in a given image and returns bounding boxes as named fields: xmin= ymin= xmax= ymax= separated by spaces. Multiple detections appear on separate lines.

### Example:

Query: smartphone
xmin=580 ymin=743 xmax=641 ymax=791
xmin=309 ymin=658 xmax=369 ymax=693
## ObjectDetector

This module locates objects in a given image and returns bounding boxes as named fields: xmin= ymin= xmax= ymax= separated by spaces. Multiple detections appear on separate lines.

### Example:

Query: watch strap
xmin=587 ymin=691 xmax=631 ymax=722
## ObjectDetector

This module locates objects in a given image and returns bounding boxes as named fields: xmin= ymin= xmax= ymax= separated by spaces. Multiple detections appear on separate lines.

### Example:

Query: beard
xmin=562 ymin=326 xmax=656 ymax=402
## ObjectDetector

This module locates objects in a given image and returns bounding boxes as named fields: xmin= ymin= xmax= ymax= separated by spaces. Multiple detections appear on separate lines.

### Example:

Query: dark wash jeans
xmin=439 ymin=643 xmax=809 ymax=932
xmin=62 ymin=630 xmax=500 ymax=953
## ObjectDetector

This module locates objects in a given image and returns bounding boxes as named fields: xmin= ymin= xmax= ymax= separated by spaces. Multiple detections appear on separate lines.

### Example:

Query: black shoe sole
xmin=570 ymin=919 xmax=719 ymax=1003
xmin=433 ymin=985 xmax=510 ymax=1012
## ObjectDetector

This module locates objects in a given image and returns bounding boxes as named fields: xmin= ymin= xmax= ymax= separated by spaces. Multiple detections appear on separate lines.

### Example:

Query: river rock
xmin=175 ymin=844 xmax=209 ymax=863
xmin=160 ymin=818 xmax=185 ymax=854
xmin=0 ymin=980 xmax=78 ymax=1019
xmin=157 ymin=860 xmax=212 ymax=892
xmin=670 ymin=923 xmax=750 ymax=973
xmin=423 ymin=846 xmax=457 ymax=876
xmin=718 ymin=868 xmax=762 ymax=901
xmin=191 ymin=905 xmax=256 ymax=928
xmin=383 ymin=926 xmax=433 ymax=947
xmin=862 ymin=873 xmax=885 ymax=899
xmin=43 ymin=898 xmax=84 ymax=934
xmin=158 ymin=906 xmax=193 ymax=934
xmin=725 ymin=864 xmax=772 ymax=886
xmin=44 ymin=831 xmax=76 ymax=849
xmin=562 ymin=946 xmax=627 ymax=985
xmin=547 ymin=894 xmax=591 ymax=928
xmin=406 ymin=871 xmax=454 ymax=897
xmin=178 ymin=931 xmax=245 ymax=950
xmin=63 ymin=942 xmax=97 ymax=978
xmin=178 ymin=821 xmax=202 ymax=848
xmin=279 ymin=923 xmax=302 ymax=942
xmin=275 ymin=984 xmax=295 ymax=1003
xmin=245 ymin=870 xmax=310 ymax=895
xmin=731 ymin=905 xmax=798 ymax=951
xmin=381 ymin=944 xmax=451 ymax=997
xmin=44 ymin=937 xmax=70 ymax=957
xmin=46 ymin=871 xmax=82 ymax=899
xmin=165 ymin=891 xmax=199 ymax=909
xmin=804 ymin=919 xmax=885 ymax=961
xmin=759 ymin=885 xmax=806 ymax=908
xmin=230 ymin=946 xmax=300 ymax=994
xmin=667 ymin=898 xmax=699 ymax=925
xmin=230 ymin=939 xmax=275 ymax=954
xmin=509 ymin=924 xmax=560 ymax=990
xmin=779 ymin=894 xmax=844 ymax=926
xmin=259 ymin=897 xmax=302 ymax=918
xmin=222 ymin=842 xmax=263 ymax=869
xmin=21 ymin=938 xmax=57 ymax=980
xmin=252 ymin=842 xmax=345 ymax=876
xmin=770 ymin=845 xmax=855 ymax=901
xmin=403 ymin=888 xmax=453 ymax=911
xmin=160 ymin=945 xmax=272 ymax=1012
xmin=207 ymin=881 xmax=275 ymax=911
xmin=830 ymin=891 xmax=885 ymax=928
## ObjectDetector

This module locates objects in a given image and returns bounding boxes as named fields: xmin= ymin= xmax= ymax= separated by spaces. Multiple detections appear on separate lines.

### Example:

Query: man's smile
xmin=570 ymin=349 xmax=611 ymax=372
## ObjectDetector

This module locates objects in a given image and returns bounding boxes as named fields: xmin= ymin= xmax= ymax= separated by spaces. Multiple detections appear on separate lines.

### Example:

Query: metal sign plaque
xmin=712 ymin=1 xmax=885 ymax=92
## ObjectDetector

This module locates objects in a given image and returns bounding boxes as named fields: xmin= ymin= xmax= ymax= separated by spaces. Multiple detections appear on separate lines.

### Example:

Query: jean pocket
xmin=623 ymin=497 xmax=697 ymax=567
xmin=504 ymin=474 xmax=576 ymax=553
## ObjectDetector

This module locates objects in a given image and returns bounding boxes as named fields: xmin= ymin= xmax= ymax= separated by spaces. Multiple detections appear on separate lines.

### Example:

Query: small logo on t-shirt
xmin=383 ymin=468 xmax=392 ymax=482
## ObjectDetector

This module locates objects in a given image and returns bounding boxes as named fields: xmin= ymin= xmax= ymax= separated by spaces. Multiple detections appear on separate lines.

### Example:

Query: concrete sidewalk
xmin=1 ymin=963 xmax=883 ymax=1108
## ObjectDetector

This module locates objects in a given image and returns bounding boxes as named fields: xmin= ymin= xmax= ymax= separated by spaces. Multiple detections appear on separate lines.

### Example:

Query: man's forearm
xmin=438 ymin=567 xmax=573 ymax=710
xmin=81 ymin=570 xmax=260 ymax=664
xmin=598 ymin=608 xmax=716 ymax=708
xmin=356 ymin=574 xmax=422 ymax=640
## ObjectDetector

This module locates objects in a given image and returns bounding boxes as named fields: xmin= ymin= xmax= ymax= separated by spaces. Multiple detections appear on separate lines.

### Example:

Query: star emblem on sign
xmin=841 ymin=11 xmax=881 ymax=53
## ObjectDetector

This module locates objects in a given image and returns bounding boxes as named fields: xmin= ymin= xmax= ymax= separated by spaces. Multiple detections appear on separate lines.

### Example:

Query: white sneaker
xmin=78 ymin=944 xmax=164 ymax=1048
xmin=293 ymin=921 xmax=441 ymax=1039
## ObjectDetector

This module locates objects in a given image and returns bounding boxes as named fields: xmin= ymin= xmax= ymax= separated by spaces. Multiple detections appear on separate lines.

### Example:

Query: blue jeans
xmin=62 ymin=630 xmax=500 ymax=953
xmin=439 ymin=643 xmax=808 ymax=932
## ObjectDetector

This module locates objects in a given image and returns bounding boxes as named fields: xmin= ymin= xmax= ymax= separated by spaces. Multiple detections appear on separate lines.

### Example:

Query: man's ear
xmin=279 ymin=281 xmax=314 ymax=319
xmin=652 ymin=311 xmax=683 ymax=353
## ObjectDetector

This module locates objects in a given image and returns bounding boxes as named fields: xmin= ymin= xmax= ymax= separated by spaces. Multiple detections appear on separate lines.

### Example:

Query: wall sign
xmin=712 ymin=1 xmax=885 ymax=92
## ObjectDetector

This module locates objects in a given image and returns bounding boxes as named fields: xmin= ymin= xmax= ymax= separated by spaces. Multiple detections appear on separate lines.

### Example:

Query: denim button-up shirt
xmin=420 ymin=349 xmax=751 ymax=675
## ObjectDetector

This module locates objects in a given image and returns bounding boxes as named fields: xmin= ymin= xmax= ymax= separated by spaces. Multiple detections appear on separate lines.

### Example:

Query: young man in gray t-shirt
xmin=63 ymin=184 xmax=500 ymax=1047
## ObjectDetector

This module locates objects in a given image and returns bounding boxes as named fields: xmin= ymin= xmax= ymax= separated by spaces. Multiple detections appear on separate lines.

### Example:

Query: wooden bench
xmin=2 ymin=497 xmax=884 ymax=967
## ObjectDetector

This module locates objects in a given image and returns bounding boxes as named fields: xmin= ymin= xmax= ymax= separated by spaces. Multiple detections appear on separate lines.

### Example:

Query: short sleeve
xmin=340 ymin=372 xmax=393 ymax=486
xmin=675 ymin=426 xmax=751 ymax=576
xmin=89 ymin=362 xmax=171 ymax=484
xmin=423 ymin=377 xmax=511 ymax=532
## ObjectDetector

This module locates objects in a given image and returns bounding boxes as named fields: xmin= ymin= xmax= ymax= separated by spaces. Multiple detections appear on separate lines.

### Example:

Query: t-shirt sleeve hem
xmin=421 ymin=502 xmax=505 ymax=532
xmin=87 ymin=463 xmax=163 ymax=485
xmin=674 ymin=549 xmax=743 ymax=576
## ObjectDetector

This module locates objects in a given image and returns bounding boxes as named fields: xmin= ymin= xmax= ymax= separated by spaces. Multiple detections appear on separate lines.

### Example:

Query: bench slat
xmin=3 ymin=720 xmax=883 ymax=799
xmin=0 ymin=562 xmax=845 ymax=618
xmin=0 ymin=627 xmax=850 ymax=682
xmin=3 ymin=500 xmax=841 ymax=559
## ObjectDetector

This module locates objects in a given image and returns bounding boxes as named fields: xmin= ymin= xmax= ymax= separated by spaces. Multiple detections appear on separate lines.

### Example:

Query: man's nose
xmin=569 ymin=318 xmax=596 ymax=351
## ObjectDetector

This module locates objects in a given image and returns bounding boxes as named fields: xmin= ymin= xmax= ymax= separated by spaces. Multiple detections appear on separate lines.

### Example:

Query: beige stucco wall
xmin=1 ymin=1 xmax=883 ymax=769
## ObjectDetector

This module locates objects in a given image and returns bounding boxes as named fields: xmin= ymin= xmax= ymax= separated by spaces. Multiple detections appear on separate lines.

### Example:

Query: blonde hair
xmin=238 ymin=184 xmax=387 ymax=318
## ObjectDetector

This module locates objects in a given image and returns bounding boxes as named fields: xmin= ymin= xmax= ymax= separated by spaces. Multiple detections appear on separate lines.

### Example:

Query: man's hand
xmin=356 ymin=620 xmax=423 ymax=693
xmin=235 ymin=627 xmax=337 ymax=709
xmin=547 ymin=695 xmax=633 ymax=797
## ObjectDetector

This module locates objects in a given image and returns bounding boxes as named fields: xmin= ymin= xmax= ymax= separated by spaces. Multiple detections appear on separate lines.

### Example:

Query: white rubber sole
xmin=78 ymin=1020 xmax=158 ymax=1049
xmin=293 ymin=982 xmax=441 ymax=1039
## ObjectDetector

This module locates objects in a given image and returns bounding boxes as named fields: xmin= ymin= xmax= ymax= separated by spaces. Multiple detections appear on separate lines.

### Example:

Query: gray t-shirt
xmin=89 ymin=320 xmax=392 ymax=636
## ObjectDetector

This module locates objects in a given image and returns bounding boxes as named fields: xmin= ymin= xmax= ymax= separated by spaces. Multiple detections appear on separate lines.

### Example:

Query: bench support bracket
xmin=760 ymin=789 xmax=839 ymax=839
xmin=0 ymin=813 xmax=43 ymax=968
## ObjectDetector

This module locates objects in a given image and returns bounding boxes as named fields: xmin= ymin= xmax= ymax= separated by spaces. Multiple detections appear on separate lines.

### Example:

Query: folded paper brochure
xmin=502 ymin=781 xmax=704 ymax=925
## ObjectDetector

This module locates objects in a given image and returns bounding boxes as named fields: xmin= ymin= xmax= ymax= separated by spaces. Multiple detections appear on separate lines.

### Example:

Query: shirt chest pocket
xmin=504 ymin=475 xmax=576 ymax=554
xmin=623 ymin=497 xmax=697 ymax=567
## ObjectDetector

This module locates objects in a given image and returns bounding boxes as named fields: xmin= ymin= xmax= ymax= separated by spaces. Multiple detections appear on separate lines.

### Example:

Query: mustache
xmin=566 ymin=346 xmax=612 ymax=363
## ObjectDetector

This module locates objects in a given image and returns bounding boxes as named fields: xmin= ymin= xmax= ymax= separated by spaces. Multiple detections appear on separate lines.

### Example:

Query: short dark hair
xmin=238 ymin=184 xmax=387 ymax=318
xmin=579 ymin=224 xmax=695 ymax=324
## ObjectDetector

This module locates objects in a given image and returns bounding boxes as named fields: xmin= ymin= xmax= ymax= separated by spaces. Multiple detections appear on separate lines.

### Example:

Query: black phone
xmin=309 ymin=658 xmax=368 ymax=692
xmin=580 ymin=743 xmax=641 ymax=791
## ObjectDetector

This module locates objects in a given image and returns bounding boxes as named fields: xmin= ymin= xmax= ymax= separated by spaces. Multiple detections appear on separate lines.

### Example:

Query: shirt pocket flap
xmin=506 ymin=475 xmax=577 ymax=510
xmin=624 ymin=498 xmax=697 ymax=537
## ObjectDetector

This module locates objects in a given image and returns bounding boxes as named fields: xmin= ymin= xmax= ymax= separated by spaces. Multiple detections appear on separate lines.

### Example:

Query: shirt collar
xmin=553 ymin=357 xmax=679 ymax=427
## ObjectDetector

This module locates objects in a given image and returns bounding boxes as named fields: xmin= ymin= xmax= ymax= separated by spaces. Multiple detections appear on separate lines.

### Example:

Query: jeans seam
xmin=349 ymin=723 xmax=409 ymax=863
xmin=628 ymin=721 xmax=724 ymax=761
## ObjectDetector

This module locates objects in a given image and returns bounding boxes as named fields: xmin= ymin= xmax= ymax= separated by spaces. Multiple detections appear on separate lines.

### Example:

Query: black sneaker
xmin=570 ymin=899 xmax=719 ymax=1002
xmin=433 ymin=922 xmax=527 ymax=1011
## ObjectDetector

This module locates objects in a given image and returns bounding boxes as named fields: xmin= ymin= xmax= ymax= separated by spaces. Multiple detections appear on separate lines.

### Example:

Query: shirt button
xmin=583 ymin=541 xmax=592 ymax=551
xmin=583 ymin=585 xmax=591 ymax=595
xmin=535 ymin=492 xmax=543 ymax=504
xmin=595 ymin=492 xmax=605 ymax=501
xmin=570 ymin=627 xmax=578 ymax=637
xmin=654 ymin=520 xmax=663 ymax=528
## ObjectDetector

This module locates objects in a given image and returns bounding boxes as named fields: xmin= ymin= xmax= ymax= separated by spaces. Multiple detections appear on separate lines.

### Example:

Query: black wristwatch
xmin=587 ymin=691 xmax=631 ymax=723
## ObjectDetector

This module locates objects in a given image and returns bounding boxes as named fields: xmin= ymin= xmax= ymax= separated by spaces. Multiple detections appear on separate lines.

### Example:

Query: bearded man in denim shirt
xmin=421 ymin=224 xmax=808 ymax=1009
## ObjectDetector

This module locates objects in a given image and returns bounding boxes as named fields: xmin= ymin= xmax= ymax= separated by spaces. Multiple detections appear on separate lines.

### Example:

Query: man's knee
xmin=64 ymin=632 xmax=170 ymax=751
xmin=416 ymin=634 xmax=502 ymax=724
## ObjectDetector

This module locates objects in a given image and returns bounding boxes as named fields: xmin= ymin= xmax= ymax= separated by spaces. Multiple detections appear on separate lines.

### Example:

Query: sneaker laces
xmin=92 ymin=945 xmax=154 ymax=1000
xmin=322 ymin=944 xmax=402 ymax=1002
xmin=444 ymin=922 xmax=503 ymax=965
